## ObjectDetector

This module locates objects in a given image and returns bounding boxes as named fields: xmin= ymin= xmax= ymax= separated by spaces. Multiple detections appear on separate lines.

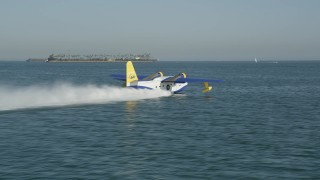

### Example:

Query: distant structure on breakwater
xmin=26 ymin=53 xmax=158 ymax=62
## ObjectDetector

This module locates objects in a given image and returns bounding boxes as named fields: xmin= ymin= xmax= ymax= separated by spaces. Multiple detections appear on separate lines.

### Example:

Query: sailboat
xmin=254 ymin=57 xmax=258 ymax=63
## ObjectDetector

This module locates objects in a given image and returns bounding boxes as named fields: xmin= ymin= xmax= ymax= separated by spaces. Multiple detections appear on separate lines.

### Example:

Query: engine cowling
xmin=163 ymin=72 xmax=187 ymax=82
xmin=142 ymin=72 xmax=163 ymax=81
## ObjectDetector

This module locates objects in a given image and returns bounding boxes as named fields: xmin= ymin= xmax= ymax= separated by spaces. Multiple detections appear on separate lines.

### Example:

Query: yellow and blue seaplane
xmin=111 ymin=61 xmax=223 ymax=93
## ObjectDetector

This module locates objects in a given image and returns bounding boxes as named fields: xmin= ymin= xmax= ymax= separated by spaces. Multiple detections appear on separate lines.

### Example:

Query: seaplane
xmin=111 ymin=61 xmax=223 ymax=94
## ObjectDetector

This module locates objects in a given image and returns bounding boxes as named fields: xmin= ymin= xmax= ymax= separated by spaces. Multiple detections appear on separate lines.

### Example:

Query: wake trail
xmin=0 ymin=83 xmax=171 ymax=111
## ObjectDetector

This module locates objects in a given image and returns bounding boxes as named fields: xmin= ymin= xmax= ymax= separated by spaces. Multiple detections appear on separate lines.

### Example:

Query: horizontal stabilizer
xmin=110 ymin=74 xmax=147 ymax=81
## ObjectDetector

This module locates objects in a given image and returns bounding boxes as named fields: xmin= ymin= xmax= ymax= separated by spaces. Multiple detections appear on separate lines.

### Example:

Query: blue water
xmin=0 ymin=61 xmax=319 ymax=179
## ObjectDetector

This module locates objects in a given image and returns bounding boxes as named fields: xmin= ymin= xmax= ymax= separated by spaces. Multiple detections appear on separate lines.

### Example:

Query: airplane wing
xmin=162 ymin=76 xmax=223 ymax=93
xmin=176 ymin=77 xmax=224 ymax=83
xmin=163 ymin=77 xmax=224 ymax=83
xmin=110 ymin=74 xmax=148 ymax=81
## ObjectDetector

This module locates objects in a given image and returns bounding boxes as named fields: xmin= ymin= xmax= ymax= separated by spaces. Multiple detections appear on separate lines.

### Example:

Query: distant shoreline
xmin=26 ymin=58 xmax=158 ymax=63
xmin=26 ymin=53 xmax=158 ymax=62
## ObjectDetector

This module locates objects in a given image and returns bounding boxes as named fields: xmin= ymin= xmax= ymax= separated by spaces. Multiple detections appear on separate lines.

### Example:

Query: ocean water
xmin=0 ymin=61 xmax=319 ymax=179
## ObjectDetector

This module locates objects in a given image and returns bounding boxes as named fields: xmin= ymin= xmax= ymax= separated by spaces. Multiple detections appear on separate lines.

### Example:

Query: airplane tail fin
xmin=126 ymin=61 xmax=138 ymax=86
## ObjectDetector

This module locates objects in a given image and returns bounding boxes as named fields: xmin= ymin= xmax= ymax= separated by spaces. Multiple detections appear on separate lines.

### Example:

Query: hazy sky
xmin=1 ymin=0 xmax=319 ymax=61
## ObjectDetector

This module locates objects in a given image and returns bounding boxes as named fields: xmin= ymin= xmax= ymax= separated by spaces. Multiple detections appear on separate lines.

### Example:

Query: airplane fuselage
xmin=129 ymin=76 xmax=188 ymax=93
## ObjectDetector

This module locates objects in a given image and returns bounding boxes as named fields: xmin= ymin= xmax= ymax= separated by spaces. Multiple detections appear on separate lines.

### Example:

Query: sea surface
xmin=0 ymin=61 xmax=319 ymax=179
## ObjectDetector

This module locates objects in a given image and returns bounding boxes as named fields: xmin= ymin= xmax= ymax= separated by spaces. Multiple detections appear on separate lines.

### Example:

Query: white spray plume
xmin=0 ymin=83 xmax=171 ymax=111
